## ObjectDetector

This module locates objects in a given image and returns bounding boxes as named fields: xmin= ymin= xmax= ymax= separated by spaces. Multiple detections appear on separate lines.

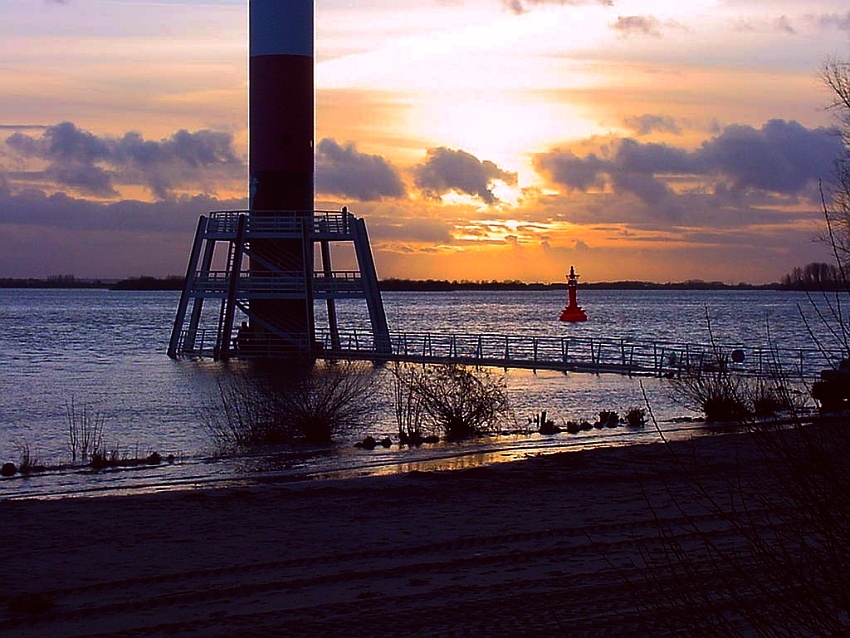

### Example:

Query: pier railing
xmin=189 ymin=270 xmax=363 ymax=297
xmin=206 ymin=209 xmax=351 ymax=237
xmin=174 ymin=326 xmax=837 ymax=379
xmin=315 ymin=329 xmax=828 ymax=378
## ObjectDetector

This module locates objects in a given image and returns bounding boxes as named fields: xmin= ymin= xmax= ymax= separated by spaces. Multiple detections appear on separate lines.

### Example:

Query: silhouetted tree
xmin=821 ymin=58 xmax=850 ymax=273
xmin=780 ymin=262 xmax=843 ymax=289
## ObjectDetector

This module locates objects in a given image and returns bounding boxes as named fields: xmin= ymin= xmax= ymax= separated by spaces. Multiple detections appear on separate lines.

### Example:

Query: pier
xmin=173 ymin=327 xmax=834 ymax=380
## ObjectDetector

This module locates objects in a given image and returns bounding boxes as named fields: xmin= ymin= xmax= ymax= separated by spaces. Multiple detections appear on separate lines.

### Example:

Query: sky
xmin=1 ymin=0 xmax=849 ymax=283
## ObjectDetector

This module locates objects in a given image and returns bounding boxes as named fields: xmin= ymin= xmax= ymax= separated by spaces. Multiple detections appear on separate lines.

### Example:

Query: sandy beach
xmin=0 ymin=429 xmax=823 ymax=637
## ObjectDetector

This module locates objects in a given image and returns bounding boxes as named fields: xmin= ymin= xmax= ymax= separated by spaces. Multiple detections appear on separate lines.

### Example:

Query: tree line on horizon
xmin=778 ymin=261 xmax=846 ymax=289
xmin=0 ymin=263 xmax=845 ymax=291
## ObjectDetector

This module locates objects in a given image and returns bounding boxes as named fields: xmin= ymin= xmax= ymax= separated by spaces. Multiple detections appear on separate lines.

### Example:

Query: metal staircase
xmin=167 ymin=208 xmax=390 ymax=360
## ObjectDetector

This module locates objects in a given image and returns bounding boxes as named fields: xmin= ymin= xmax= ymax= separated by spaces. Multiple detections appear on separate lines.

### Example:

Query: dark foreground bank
xmin=0 ymin=423 xmax=846 ymax=637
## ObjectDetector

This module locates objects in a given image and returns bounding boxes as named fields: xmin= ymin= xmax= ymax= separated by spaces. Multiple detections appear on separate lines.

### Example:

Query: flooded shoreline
xmin=0 ymin=415 xmax=718 ymax=500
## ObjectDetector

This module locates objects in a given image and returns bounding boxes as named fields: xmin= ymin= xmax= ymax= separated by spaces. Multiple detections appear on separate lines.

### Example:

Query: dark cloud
xmin=12 ymin=122 xmax=110 ymax=163
xmin=535 ymin=120 xmax=844 ymax=207
xmin=615 ymin=138 xmax=692 ymax=174
xmin=46 ymin=163 xmax=116 ymax=198
xmin=773 ymin=16 xmax=796 ymax=35
xmin=413 ymin=147 xmax=517 ymax=204
xmin=503 ymin=0 xmax=614 ymax=16
xmin=817 ymin=12 xmax=850 ymax=31
xmin=3 ymin=122 xmax=243 ymax=199
xmin=0 ymin=190 xmax=247 ymax=278
xmin=609 ymin=171 xmax=671 ymax=206
xmin=534 ymin=151 xmax=607 ymax=191
xmin=316 ymin=139 xmax=406 ymax=201
xmin=0 ymin=187 xmax=244 ymax=233
xmin=370 ymin=218 xmax=453 ymax=244
xmin=697 ymin=120 xmax=841 ymax=193
xmin=611 ymin=15 xmax=661 ymax=37
xmin=623 ymin=114 xmax=682 ymax=136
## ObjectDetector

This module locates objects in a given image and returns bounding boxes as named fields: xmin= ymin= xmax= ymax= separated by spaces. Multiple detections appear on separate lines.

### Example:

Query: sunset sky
xmin=1 ymin=0 xmax=849 ymax=283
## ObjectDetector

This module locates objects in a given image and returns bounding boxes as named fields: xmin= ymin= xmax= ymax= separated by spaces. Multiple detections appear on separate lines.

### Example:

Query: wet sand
xmin=0 ymin=430 xmax=789 ymax=637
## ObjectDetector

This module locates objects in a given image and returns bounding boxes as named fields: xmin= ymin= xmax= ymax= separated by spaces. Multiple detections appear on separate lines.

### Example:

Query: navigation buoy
xmin=559 ymin=266 xmax=588 ymax=322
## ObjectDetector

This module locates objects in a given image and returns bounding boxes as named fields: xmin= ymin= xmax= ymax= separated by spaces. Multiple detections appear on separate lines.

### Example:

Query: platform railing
xmin=173 ymin=327 xmax=833 ymax=380
xmin=205 ymin=210 xmax=351 ymax=236
xmin=321 ymin=330 xmax=829 ymax=379
xmin=189 ymin=270 xmax=363 ymax=296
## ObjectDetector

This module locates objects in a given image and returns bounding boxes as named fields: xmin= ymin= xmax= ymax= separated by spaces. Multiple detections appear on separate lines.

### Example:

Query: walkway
xmin=177 ymin=327 xmax=837 ymax=379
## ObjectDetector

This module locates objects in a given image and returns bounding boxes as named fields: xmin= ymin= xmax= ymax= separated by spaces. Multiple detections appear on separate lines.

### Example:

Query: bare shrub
xmin=202 ymin=372 xmax=277 ymax=452
xmin=66 ymin=396 xmax=105 ymax=462
xmin=624 ymin=406 xmax=647 ymax=427
xmin=388 ymin=362 xmax=428 ymax=442
xmin=622 ymin=413 xmax=850 ymax=637
xmin=401 ymin=364 xmax=512 ymax=440
xmin=14 ymin=441 xmax=42 ymax=475
xmin=669 ymin=365 xmax=752 ymax=422
xmin=90 ymin=445 xmax=123 ymax=471
xmin=202 ymin=361 xmax=379 ymax=451
xmin=278 ymin=362 xmax=379 ymax=445
xmin=615 ymin=57 xmax=850 ymax=636
xmin=668 ymin=311 xmax=802 ymax=422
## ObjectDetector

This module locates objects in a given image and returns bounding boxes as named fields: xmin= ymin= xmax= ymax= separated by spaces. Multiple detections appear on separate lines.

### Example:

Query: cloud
xmin=0 ymin=124 xmax=50 ymax=131
xmin=614 ymin=138 xmax=692 ymax=174
xmin=609 ymin=171 xmax=671 ymax=206
xmin=623 ymin=115 xmax=682 ymax=136
xmin=3 ymin=122 xmax=243 ymax=199
xmin=0 ymin=188 xmax=242 ymax=234
xmin=413 ymin=147 xmax=517 ymax=204
xmin=534 ymin=151 xmax=608 ymax=191
xmin=611 ymin=15 xmax=661 ymax=37
xmin=817 ymin=12 xmax=850 ymax=31
xmin=503 ymin=0 xmax=614 ymax=16
xmin=773 ymin=16 xmax=796 ymax=35
xmin=316 ymin=139 xmax=406 ymax=201
xmin=697 ymin=120 xmax=842 ymax=194
xmin=0 ymin=189 xmax=249 ymax=278
xmin=371 ymin=217 xmax=454 ymax=244
xmin=535 ymin=120 xmax=845 ymax=206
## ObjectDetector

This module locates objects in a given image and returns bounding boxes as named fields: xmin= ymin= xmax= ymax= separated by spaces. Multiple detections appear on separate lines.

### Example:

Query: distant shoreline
xmin=0 ymin=276 xmax=838 ymax=292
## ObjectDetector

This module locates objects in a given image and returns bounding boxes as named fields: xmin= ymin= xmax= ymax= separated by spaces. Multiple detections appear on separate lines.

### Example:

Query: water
xmin=0 ymin=287 xmax=843 ymax=499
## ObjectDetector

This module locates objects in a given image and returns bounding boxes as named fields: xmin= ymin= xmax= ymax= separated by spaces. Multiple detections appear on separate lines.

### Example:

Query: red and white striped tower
xmin=249 ymin=0 xmax=315 ymax=346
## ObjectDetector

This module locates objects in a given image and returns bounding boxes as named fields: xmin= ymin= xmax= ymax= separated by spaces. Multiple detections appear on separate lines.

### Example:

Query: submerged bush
xmin=670 ymin=367 xmax=801 ymax=423
xmin=279 ymin=362 xmax=380 ymax=444
xmin=598 ymin=410 xmax=620 ymax=428
xmin=65 ymin=396 xmax=105 ymax=462
xmin=624 ymin=407 xmax=647 ymax=428
xmin=388 ymin=362 xmax=428 ymax=442
xmin=670 ymin=366 xmax=752 ymax=422
xmin=202 ymin=361 xmax=379 ymax=451
xmin=397 ymin=364 xmax=512 ymax=440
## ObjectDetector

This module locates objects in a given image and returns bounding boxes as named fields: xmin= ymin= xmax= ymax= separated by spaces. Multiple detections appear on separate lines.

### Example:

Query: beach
xmin=0 ymin=429 xmax=826 ymax=637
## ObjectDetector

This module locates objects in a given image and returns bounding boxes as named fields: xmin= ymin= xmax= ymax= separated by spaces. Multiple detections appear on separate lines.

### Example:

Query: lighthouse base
xmin=559 ymin=305 xmax=588 ymax=322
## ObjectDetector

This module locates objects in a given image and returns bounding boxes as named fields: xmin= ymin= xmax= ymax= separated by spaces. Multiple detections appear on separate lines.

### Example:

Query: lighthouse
xmin=167 ymin=0 xmax=391 ymax=360
xmin=248 ymin=0 xmax=315 ymax=344
xmin=559 ymin=266 xmax=588 ymax=322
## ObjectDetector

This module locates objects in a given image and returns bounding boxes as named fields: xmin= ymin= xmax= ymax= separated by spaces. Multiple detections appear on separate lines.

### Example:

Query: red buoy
xmin=559 ymin=266 xmax=588 ymax=322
